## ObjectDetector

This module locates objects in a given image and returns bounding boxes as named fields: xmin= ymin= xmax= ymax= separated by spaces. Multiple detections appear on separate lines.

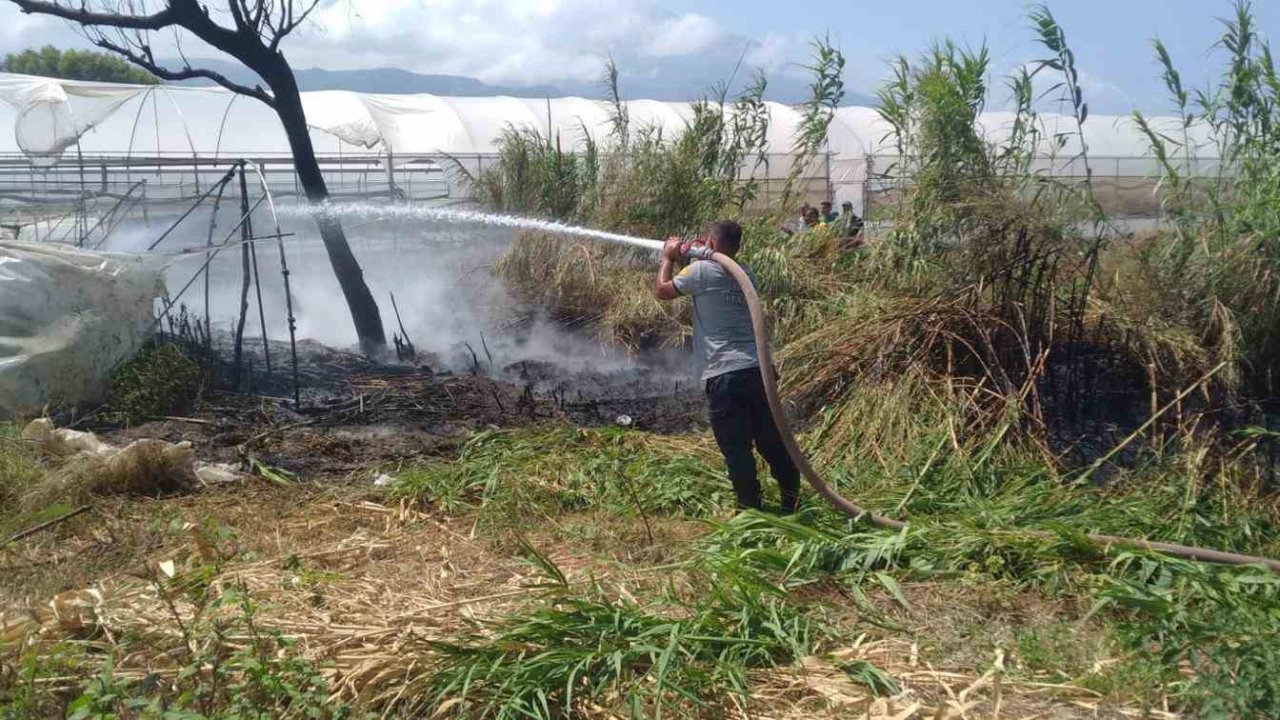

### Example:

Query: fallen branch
xmin=155 ymin=416 xmax=214 ymax=425
xmin=6 ymin=506 xmax=93 ymax=544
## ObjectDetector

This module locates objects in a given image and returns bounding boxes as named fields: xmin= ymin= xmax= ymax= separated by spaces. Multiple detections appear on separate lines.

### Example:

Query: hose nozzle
xmin=684 ymin=244 xmax=714 ymax=261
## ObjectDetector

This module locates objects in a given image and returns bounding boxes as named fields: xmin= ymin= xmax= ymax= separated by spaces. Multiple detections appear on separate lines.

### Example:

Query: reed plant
xmin=1128 ymin=0 xmax=1280 ymax=393
xmin=410 ymin=571 xmax=826 ymax=718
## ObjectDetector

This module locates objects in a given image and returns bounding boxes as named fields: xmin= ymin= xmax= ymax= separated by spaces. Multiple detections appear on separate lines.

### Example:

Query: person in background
xmin=798 ymin=202 xmax=812 ymax=228
xmin=837 ymin=201 xmax=866 ymax=250
xmin=652 ymin=221 xmax=801 ymax=513
xmin=820 ymin=200 xmax=839 ymax=224
xmin=803 ymin=207 xmax=822 ymax=228
xmin=839 ymin=201 xmax=864 ymax=236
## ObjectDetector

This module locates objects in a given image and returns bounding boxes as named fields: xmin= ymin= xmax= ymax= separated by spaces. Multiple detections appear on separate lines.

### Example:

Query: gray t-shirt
xmin=673 ymin=259 xmax=760 ymax=381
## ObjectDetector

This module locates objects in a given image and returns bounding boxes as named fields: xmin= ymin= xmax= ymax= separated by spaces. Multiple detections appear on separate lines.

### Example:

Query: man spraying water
xmin=653 ymin=220 xmax=801 ymax=513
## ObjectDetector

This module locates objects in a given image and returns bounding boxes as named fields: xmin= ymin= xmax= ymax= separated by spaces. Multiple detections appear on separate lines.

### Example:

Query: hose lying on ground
xmin=686 ymin=246 xmax=1280 ymax=573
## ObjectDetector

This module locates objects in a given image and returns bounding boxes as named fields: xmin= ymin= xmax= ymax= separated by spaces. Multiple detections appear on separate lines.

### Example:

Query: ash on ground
xmin=95 ymin=334 xmax=704 ymax=483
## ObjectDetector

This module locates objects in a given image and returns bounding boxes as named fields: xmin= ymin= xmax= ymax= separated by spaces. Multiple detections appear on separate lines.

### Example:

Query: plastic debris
xmin=19 ymin=419 xmax=198 ymax=506
xmin=21 ymin=418 xmax=112 ymax=458
xmin=1 ymin=242 xmax=163 ymax=416
xmin=195 ymin=463 xmax=242 ymax=485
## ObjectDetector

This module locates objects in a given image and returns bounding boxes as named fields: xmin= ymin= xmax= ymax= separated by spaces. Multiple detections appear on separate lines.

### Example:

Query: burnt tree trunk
xmin=257 ymin=57 xmax=386 ymax=356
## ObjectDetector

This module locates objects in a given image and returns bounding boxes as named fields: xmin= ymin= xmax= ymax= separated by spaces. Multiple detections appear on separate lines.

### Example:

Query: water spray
xmin=279 ymin=202 xmax=668 ymax=253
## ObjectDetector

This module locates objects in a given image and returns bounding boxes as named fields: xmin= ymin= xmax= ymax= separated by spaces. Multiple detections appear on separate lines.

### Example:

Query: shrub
xmin=103 ymin=342 xmax=204 ymax=426
xmin=1099 ymin=556 xmax=1280 ymax=717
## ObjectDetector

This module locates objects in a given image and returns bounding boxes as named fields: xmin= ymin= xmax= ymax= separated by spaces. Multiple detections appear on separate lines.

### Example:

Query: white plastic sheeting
xmin=0 ymin=241 xmax=163 ymax=417
xmin=301 ymin=90 xmax=383 ymax=148
xmin=0 ymin=75 xmax=142 ymax=165
xmin=0 ymin=71 xmax=1216 ymax=164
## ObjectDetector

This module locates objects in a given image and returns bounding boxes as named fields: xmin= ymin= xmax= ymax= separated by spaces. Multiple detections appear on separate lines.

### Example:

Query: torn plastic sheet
xmin=0 ymin=75 xmax=142 ymax=165
xmin=0 ymin=242 xmax=164 ymax=417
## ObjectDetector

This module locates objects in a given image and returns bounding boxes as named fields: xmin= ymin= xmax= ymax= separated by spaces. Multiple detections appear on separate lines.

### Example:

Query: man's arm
xmin=653 ymin=238 xmax=683 ymax=301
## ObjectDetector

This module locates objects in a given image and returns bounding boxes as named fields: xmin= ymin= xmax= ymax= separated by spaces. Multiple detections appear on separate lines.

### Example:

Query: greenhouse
xmin=0 ymin=70 xmax=1219 ymax=223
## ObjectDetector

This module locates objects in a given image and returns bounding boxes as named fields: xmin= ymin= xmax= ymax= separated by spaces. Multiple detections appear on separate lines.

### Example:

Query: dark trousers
xmin=706 ymin=367 xmax=801 ymax=512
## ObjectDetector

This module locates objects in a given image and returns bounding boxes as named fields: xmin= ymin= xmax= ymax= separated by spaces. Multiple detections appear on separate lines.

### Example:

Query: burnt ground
xmin=91 ymin=335 xmax=705 ymax=483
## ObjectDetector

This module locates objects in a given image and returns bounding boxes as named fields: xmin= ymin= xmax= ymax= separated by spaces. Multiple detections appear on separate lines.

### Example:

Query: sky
xmin=0 ymin=0 xmax=1274 ymax=115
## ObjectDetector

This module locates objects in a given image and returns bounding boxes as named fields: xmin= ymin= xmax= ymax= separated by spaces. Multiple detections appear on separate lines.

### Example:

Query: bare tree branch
xmin=10 ymin=1 xmax=315 ymax=108
xmin=9 ymin=0 xmax=177 ymax=30
xmin=91 ymin=34 xmax=276 ymax=107
xmin=226 ymin=0 xmax=249 ymax=32
xmin=249 ymin=0 xmax=266 ymax=35
xmin=271 ymin=0 xmax=319 ymax=50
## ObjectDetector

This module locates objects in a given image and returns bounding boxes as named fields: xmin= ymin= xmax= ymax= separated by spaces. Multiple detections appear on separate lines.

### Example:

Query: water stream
xmin=275 ymin=202 xmax=667 ymax=253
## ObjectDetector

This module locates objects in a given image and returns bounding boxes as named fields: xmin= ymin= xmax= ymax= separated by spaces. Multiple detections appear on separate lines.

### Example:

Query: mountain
xmin=166 ymin=58 xmax=561 ymax=97
xmin=165 ymin=57 xmax=878 ymax=106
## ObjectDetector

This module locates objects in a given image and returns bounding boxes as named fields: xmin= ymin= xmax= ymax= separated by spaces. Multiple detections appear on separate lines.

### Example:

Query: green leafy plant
xmin=64 ymin=583 xmax=346 ymax=720
xmin=103 ymin=342 xmax=204 ymax=426
xmin=1097 ymin=555 xmax=1280 ymax=717
xmin=407 ymin=542 xmax=842 ymax=719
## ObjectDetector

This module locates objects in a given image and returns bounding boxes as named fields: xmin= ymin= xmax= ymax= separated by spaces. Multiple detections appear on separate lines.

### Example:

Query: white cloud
xmin=645 ymin=13 xmax=722 ymax=58
xmin=0 ymin=7 xmax=91 ymax=54
xmin=285 ymin=0 xmax=736 ymax=85
xmin=0 ymin=1 xmax=740 ymax=86
xmin=0 ymin=1 xmax=818 ymax=100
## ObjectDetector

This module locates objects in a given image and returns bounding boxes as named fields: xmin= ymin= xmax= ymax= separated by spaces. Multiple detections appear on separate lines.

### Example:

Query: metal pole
xmin=146 ymin=166 xmax=238 ymax=251
xmin=233 ymin=166 xmax=252 ymax=383
xmin=276 ymin=226 xmax=301 ymax=409
xmin=202 ymin=179 xmax=229 ymax=349
xmin=75 ymin=140 xmax=87 ymax=247
xmin=239 ymin=164 xmax=273 ymax=374
xmin=243 ymin=159 xmax=301 ymax=408
xmin=863 ymin=154 xmax=873 ymax=220
xmin=386 ymin=145 xmax=398 ymax=200
xmin=154 ymin=194 xmax=267 ymax=323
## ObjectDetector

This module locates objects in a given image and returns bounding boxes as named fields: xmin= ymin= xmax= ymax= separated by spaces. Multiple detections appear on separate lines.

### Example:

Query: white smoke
xmin=102 ymin=202 xmax=683 ymax=380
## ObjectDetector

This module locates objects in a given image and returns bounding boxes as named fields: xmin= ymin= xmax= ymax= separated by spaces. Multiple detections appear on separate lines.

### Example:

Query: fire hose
xmin=680 ymin=245 xmax=1280 ymax=573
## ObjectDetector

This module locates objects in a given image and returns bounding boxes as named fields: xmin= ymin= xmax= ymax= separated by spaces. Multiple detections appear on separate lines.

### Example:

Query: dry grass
xmin=2 ymin=484 xmax=1175 ymax=718
xmin=496 ymin=231 xmax=689 ymax=352
xmin=20 ymin=439 xmax=197 ymax=514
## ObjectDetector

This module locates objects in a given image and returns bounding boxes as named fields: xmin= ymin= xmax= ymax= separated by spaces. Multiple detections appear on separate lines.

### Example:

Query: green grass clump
xmin=417 ymin=591 xmax=817 ymax=718
xmin=1099 ymin=555 xmax=1280 ymax=718
xmin=393 ymin=426 xmax=728 ymax=522
xmin=103 ymin=342 xmax=204 ymax=426
xmin=406 ymin=537 xmax=836 ymax=719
